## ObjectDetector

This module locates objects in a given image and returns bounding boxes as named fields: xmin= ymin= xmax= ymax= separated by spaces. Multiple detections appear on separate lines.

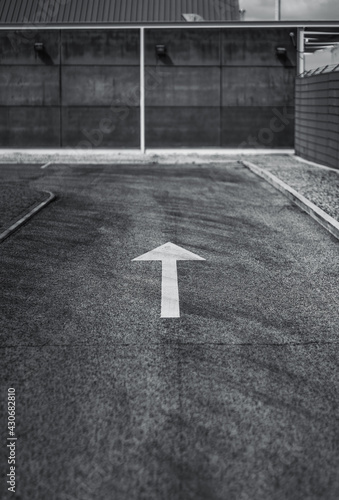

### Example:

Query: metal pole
xmin=275 ymin=0 xmax=281 ymax=20
xmin=140 ymin=27 xmax=145 ymax=153
xmin=297 ymin=28 xmax=305 ymax=76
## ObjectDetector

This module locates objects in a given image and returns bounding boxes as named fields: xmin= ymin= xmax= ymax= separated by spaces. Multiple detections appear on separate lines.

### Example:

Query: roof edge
xmin=0 ymin=21 xmax=339 ymax=30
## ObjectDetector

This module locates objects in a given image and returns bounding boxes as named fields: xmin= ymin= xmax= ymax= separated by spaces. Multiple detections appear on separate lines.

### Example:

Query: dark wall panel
xmin=145 ymin=29 xmax=220 ymax=148
xmin=0 ymin=27 xmax=296 ymax=149
xmin=0 ymin=107 xmax=60 ymax=147
xmin=0 ymin=30 xmax=60 ymax=65
xmin=146 ymin=107 xmax=220 ymax=148
xmin=222 ymin=28 xmax=297 ymax=67
xmin=62 ymin=30 xmax=140 ymax=65
xmin=221 ymin=106 xmax=295 ymax=148
xmin=145 ymin=29 xmax=220 ymax=66
xmin=61 ymin=29 xmax=140 ymax=148
xmin=62 ymin=107 xmax=140 ymax=148
xmin=145 ymin=27 xmax=296 ymax=148
xmin=222 ymin=67 xmax=295 ymax=106
xmin=62 ymin=66 xmax=140 ymax=106
xmin=219 ymin=28 xmax=296 ymax=148
xmin=0 ymin=66 xmax=60 ymax=106
xmin=0 ymin=30 xmax=60 ymax=147
xmin=145 ymin=67 xmax=220 ymax=107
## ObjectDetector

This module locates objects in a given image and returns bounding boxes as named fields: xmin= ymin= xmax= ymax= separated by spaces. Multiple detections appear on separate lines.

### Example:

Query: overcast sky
xmin=240 ymin=0 xmax=339 ymax=21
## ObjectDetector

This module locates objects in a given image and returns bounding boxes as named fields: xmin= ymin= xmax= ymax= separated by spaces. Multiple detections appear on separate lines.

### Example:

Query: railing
xmin=299 ymin=63 xmax=339 ymax=78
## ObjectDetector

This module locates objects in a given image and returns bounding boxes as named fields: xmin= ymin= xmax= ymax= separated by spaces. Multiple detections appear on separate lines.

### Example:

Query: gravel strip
xmin=244 ymin=155 xmax=339 ymax=222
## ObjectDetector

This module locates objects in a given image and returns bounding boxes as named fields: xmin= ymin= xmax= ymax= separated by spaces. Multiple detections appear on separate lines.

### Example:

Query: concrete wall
xmin=0 ymin=30 xmax=61 ymax=147
xmin=145 ymin=28 xmax=296 ymax=148
xmin=0 ymin=29 xmax=140 ymax=148
xmin=295 ymin=72 xmax=339 ymax=169
xmin=61 ymin=30 xmax=140 ymax=148
xmin=0 ymin=27 xmax=296 ymax=149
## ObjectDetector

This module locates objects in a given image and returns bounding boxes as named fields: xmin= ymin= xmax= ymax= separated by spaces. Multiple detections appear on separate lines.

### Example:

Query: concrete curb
xmin=0 ymin=149 xmax=294 ymax=165
xmin=0 ymin=191 xmax=56 ymax=243
xmin=241 ymin=160 xmax=339 ymax=242
xmin=292 ymin=154 xmax=339 ymax=173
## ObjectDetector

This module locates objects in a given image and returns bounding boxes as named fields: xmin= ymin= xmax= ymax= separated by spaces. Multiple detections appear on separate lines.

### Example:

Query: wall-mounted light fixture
xmin=155 ymin=44 xmax=167 ymax=56
xmin=276 ymin=46 xmax=287 ymax=57
xmin=289 ymin=32 xmax=296 ymax=48
xmin=34 ymin=42 xmax=44 ymax=52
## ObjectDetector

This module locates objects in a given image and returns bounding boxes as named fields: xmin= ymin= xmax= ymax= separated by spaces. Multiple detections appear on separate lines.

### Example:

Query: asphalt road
xmin=1 ymin=162 xmax=339 ymax=500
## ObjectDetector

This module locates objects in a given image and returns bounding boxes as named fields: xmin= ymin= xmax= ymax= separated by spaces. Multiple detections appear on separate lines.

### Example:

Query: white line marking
xmin=41 ymin=162 xmax=52 ymax=169
xmin=133 ymin=242 xmax=205 ymax=318
xmin=0 ymin=192 xmax=56 ymax=243
xmin=161 ymin=259 xmax=180 ymax=317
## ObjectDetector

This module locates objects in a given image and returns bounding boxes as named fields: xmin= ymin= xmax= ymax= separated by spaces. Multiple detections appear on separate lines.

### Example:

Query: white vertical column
xmin=140 ymin=27 xmax=145 ymax=153
xmin=297 ymin=28 xmax=305 ymax=76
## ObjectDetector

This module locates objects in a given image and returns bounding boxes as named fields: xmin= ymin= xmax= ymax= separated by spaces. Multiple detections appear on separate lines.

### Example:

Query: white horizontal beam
xmin=305 ymin=31 xmax=339 ymax=35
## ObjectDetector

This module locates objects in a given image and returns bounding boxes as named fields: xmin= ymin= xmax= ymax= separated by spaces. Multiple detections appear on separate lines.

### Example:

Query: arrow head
xmin=132 ymin=242 xmax=205 ymax=261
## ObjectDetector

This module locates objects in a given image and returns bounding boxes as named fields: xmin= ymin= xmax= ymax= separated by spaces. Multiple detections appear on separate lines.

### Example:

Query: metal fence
xmin=299 ymin=63 xmax=339 ymax=78
xmin=295 ymin=64 xmax=339 ymax=169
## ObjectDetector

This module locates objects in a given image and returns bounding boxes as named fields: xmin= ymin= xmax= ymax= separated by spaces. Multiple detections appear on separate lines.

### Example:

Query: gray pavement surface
xmin=0 ymin=165 xmax=48 ymax=232
xmin=1 ymin=161 xmax=339 ymax=500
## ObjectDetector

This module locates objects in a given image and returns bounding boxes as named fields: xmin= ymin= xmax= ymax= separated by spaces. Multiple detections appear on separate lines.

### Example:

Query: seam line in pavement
xmin=2 ymin=341 xmax=339 ymax=348
xmin=0 ymin=191 xmax=56 ymax=243
xmin=241 ymin=160 xmax=339 ymax=241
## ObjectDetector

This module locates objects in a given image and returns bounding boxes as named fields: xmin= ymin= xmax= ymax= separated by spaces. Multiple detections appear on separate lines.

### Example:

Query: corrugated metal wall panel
xmin=57 ymin=1 xmax=66 ymax=22
xmin=92 ymin=0 xmax=100 ymax=23
xmin=15 ymin=0 xmax=26 ymax=23
xmin=28 ymin=0 xmax=39 ymax=23
xmin=196 ymin=0 xmax=203 ymax=19
xmin=138 ymin=0 xmax=146 ymax=22
xmin=107 ymin=0 xmax=115 ymax=23
xmin=3 ymin=0 xmax=14 ymax=22
xmin=51 ymin=1 xmax=62 ymax=22
xmin=62 ymin=0 xmax=72 ymax=24
xmin=82 ymin=0 xmax=91 ymax=22
xmin=78 ymin=0 xmax=87 ymax=22
xmin=68 ymin=0 xmax=78 ymax=23
xmin=12 ymin=0 xmax=22 ymax=24
xmin=87 ymin=0 xmax=96 ymax=22
xmin=125 ymin=0 xmax=132 ymax=23
xmin=120 ymin=0 xmax=127 ymax=22
xmin=130 ymin=1 xmax=138 ymax=22
xmin=153 ymin=0 xmax=160 ymax=23
xmin=0 ymin=0 xmax=240 ymax=23
xmin=97 ymin=0 xmax=105 ymax=22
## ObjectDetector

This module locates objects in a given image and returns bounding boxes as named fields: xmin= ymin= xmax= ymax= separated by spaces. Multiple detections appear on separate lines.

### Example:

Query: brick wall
xmin=295 ymin=72 xmax=339 ymax=169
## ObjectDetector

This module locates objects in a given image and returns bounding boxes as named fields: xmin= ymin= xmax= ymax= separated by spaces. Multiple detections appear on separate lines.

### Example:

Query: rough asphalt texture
xmin=0 ymin=165 xmax=48 ymax=232
xmin=0 ymin=162 xmax=339 ymax=500
xmin=248 ymin=155 xmax=339 ymax=222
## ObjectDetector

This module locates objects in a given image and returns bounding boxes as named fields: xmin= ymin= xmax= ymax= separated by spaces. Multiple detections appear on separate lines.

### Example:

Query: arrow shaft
xmin=161 ymin=259 xmax=180 ymax=318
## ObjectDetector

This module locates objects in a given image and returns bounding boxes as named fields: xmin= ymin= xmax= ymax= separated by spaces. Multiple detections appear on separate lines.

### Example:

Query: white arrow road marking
xmin=132 ymin=242 xmax=205 ymax=318
xmin=162 ymin=259 xmax=180 ymax=317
